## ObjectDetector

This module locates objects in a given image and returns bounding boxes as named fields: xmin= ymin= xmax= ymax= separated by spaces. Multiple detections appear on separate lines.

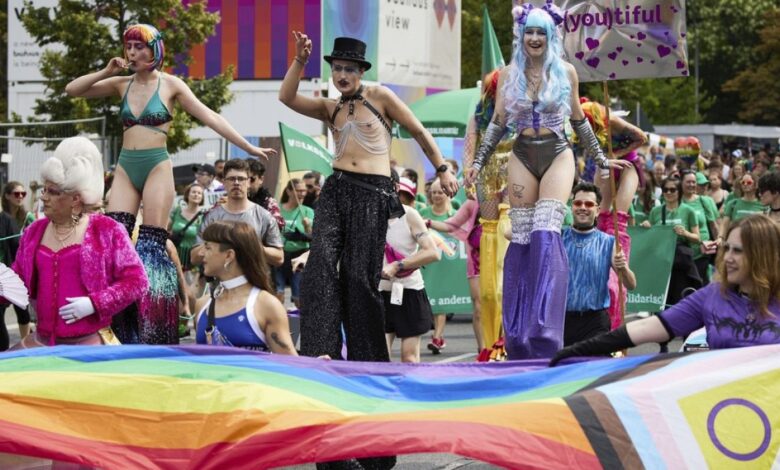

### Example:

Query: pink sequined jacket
xmin=11 ymin=214 xmax=148 ymax=337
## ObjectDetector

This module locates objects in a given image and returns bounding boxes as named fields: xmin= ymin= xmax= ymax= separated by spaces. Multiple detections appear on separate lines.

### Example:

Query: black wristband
xmin=435 ymin=164 xmax=448 ymax=174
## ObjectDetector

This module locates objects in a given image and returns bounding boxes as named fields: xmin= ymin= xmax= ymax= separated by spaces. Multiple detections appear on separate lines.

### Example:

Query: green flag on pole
xmin=279 ymin=122 xmax=334 ymax=176
xmin=626 ymin=226 xmax=677 ymax=313
xmin=481 ymin=4 xmax=505 ymax=78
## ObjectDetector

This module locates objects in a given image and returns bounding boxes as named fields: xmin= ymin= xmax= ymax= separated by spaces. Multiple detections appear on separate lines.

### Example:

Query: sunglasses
xmin=41 ymin=186 xmax=65 ymax=197
xmin=331 ymin=64 xmax=360 ymax=74
xmin=663 ymin=187 xmax=678 ymax=193
xmin=742 ymin=180 xmax=754 ymax=186
xmin=572 ymin=200 xmax=597 ymax=209
xmin=12 ymin=191 xmax=27 ymax=198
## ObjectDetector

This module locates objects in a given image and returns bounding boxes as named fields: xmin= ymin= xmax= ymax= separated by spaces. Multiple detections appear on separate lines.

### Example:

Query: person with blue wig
xmin=65 ymin=24 xmax=276 ymax=345
xmin=464 ymin=1 xmax=631 ymax=360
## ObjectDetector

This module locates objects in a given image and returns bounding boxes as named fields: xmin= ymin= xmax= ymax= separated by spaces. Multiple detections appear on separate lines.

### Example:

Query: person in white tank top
xmin=380 ymin=176 xmax=441 ymax=363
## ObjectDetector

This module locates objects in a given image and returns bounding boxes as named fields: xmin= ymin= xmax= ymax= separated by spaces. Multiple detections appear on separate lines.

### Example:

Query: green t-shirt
xmin=419 ymin=206 xmax=456 ymax=222
xmin=280 ymin=205 xmax=316 ymax=252
xmin=648 ymin=204 xmax=698 ymax=246
xmin=723 ymin=198 xmax=766 ymax=222
xmin=562 ymin=200 xmax=573 ymax=228
xmin=681 ymin=195 xmax=717 ymax=258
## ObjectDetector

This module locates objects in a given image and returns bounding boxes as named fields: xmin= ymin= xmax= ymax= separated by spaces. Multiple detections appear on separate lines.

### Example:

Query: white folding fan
xmin=0 ymin=263 xmax=29 ymax=309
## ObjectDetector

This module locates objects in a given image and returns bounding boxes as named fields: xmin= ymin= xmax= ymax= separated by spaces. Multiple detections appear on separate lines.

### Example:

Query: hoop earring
xmin=71 ymin=211 xmax=82 ymax=226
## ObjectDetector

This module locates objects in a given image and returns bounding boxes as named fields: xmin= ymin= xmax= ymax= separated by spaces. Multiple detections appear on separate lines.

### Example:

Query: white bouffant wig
xmin=40 ymin=137 xmax=105 ymax=205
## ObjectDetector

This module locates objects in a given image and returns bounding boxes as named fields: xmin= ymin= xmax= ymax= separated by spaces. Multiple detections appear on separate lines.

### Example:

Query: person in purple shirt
xmin=551 ymin=214 xmax=780 ymax=364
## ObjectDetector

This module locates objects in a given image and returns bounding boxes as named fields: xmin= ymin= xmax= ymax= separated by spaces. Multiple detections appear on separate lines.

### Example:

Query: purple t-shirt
xmin=660 ymin=283 xmax=780 ymax=349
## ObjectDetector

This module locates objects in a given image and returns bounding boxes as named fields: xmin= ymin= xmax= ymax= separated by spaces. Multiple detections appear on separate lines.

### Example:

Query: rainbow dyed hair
xmin=123 ymin=24 xmax=165 ymax=71
xmin=579 ymin=99 xmax=608 ymax=147
xmin=504 ymin=7 xmax=571 ymax=123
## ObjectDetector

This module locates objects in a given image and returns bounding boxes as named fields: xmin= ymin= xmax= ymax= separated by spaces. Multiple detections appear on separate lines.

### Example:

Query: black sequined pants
xmin=300 ymin=170 xmax=393 ymax=362
xmin=301 ymin=170 xmax=396 ymax=470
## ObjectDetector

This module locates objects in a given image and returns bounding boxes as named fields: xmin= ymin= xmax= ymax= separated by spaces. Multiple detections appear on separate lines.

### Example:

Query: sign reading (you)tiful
xmin=558 ymin=0 xmax=688 ymax=82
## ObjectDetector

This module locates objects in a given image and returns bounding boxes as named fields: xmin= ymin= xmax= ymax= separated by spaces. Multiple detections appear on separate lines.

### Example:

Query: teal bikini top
xmin=120 ymin=75 xmax=173 ymax=134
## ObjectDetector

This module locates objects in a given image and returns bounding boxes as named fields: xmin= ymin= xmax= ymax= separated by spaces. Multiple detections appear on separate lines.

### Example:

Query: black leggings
xmin=0 ymin=304 xmax=31 ymax=351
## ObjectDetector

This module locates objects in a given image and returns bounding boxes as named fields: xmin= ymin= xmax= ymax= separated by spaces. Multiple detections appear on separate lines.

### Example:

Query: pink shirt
xmin=34 ymin=245 xmax=94 ymax=343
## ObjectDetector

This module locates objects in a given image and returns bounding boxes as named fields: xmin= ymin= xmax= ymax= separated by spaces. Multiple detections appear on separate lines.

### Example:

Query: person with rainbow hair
xmin=65 ymin=24 xmax=275 ymax=344
xmin=464 ymin=1 xmax=631 ymax=360
xmin=575 ymin=98 xmax=647 ymax=329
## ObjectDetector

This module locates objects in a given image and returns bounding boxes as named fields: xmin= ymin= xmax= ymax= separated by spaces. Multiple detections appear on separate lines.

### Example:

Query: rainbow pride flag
xmin=0 ymin=345 xmax=777 ymax=469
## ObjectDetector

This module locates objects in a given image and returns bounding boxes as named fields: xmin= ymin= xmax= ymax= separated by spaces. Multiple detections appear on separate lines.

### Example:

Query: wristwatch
xmin=435 ymin=164 xmax=449 ymax=174
xmin=397 ymin=260 xmax=406 ymax=271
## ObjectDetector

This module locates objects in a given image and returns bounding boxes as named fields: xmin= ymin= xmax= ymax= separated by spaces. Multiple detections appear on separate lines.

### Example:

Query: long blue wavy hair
xmin=504 ymin=7 xmax=571 ymax=125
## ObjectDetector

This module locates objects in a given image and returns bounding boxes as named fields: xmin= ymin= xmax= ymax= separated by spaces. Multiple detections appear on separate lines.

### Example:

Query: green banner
xmin=421 ymin=232 xmax=473 ymax=314
xmin=626 ymin=226 xmax=677 ymax=312
xmin=279 ymin=122 xmax=333 ymax=176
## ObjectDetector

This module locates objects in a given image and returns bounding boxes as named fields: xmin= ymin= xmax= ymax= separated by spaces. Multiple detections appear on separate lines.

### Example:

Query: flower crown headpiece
xmin=514 ymin=0 xmax=565 ymax=27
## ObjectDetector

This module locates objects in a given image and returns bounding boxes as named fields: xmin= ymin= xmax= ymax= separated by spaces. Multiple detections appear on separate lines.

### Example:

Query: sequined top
xmin=514 ymin=101 xmax=566 ymax=138
xmin=120 ymin=75 xmax=173 ymax=134
xmin=34 ymin=244 xmax=93 ymax=344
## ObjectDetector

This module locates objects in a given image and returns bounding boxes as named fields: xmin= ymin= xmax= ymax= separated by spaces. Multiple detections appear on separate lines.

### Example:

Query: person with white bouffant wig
xmin=6 ymin=137 xmax=148 ymax=349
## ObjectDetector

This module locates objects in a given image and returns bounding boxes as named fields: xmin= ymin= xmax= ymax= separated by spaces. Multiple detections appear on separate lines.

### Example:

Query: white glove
xmin=58 ymin=296 xmax=96 ymax=324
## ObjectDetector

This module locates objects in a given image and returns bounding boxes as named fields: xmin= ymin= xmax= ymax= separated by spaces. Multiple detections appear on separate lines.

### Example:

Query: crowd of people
xmin=0 ymin=6 xmax=779 ymax=469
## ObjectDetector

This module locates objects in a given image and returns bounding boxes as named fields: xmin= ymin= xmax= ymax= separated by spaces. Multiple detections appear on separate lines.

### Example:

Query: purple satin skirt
xmin=502 ymin=230 xmax=569 ymax=359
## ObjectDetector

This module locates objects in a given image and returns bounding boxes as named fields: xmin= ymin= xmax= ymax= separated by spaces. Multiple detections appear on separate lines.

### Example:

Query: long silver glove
xmin=571 ymin=118 xmax=609 ymax=169
xmin=471 ymin=121 xmax=507 ymax=173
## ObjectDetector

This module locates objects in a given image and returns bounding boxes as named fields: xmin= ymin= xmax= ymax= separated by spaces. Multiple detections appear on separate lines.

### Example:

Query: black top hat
xmin=324 ymin=37 xmax=372 ymax=71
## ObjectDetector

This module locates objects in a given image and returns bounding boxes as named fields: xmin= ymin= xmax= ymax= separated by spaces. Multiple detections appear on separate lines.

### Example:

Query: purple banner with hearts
xmin=558 ymin=0 xmax=688 ymax=82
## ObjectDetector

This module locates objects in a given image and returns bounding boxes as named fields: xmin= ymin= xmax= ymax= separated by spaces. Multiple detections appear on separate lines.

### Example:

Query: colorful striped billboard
xmin=174 ymin=0 xmax=322 ymax=80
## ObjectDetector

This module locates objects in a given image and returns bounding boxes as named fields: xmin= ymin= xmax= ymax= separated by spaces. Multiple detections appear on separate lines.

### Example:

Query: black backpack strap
xmin=662 ymin=205 xmax=667 ymax=225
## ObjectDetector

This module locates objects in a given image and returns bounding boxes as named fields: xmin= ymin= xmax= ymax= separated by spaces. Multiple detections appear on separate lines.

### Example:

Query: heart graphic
xmin=651 ymin=60 xmax=656 ymax=64
xmin=637 ymin=57 xmax=644 ymax=63
xmin=637 ymin=43 xmax=642 ymax=47
xmin=664 ymin=31 xmax=670 ymax=36
xmin=682 ymin=70 xmax=688 ymax=75
xmin=657 ymin=45 xmax=672 ymax=57
xmin=676 ymin=60 xmax=685 ymax=69
xmin=673 ymin=44 xmax=678 ymax=48
xmin=622 ymin=60 xmax=629 ymax=66
xmin=585 ymin=38 xmax=600 ymax=50
xmin=586 ymin=57 xmax=600 ymax=68
xmin=575 ymin=51 xmax=585 ymax=60
xmin=637 ymin=32 xmax=647 ymax=40
xmin=609 ymin=73 xmax=616 ymax=79
xmin=608 ymin=52 xmax=617 ymax=60
xmin=630 ymin=35 xmax=635 ymax=39
xmin=681 ymin=32 xmax=687 ymax=37
xmin=616 ymin=47 xmax=623 ymax=52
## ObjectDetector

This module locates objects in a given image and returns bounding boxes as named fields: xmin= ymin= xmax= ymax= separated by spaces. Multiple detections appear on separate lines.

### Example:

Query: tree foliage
xmin=721 ymin=8 xmax=780 ymax=125
xmin=687 ymin=0 xmax=780 ymax=123
xmin=15 ymin=0 xmax=233 ymax=153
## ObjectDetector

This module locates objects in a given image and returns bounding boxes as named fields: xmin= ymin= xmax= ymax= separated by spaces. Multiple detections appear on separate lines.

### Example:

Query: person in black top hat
xmin=280 ymin=31 xmax=456 ymax=461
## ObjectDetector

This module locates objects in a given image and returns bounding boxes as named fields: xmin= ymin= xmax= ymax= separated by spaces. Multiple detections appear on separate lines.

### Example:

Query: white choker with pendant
xmin=220 ymin=275 xmax=248 ymax=290
xmin=214 ymin=275 xmax=248 ymax=298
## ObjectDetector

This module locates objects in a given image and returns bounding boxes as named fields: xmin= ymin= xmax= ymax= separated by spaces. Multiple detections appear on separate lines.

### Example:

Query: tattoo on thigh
xmin=512 ymin=184 xmax=525 ymax=200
